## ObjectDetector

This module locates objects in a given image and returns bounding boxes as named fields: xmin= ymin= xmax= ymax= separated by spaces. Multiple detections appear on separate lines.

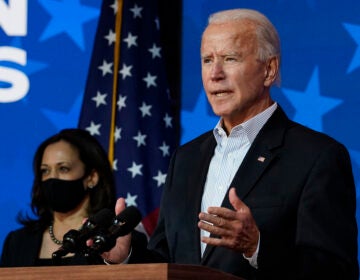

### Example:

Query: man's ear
xmin=264 ymin=56 xmax=279 ymax=87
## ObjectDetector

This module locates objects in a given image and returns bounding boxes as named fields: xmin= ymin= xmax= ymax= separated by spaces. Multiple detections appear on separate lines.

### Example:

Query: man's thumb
xmin=229 ymin=187 xmax=247 ymax=211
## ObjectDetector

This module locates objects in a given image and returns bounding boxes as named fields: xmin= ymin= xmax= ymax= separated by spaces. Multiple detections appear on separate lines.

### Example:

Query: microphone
xmin=87 ymin=206 xmax=142 ymax=254
xmin=52 ymin=208 xmax=114 ymax=259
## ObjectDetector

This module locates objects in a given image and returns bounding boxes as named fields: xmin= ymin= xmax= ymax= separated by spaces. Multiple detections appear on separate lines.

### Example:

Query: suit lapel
xmin=201 ymin=107 xmax=290 ymax=262
xmin=230 ymin=106 xmax=289 ymax=202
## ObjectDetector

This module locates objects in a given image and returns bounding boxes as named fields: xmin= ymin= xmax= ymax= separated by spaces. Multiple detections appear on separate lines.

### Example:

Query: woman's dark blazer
xmin=0 ymin=227 xmax=43 ymax=267
xmin=0 ymin=227 xmax=102 ymax=266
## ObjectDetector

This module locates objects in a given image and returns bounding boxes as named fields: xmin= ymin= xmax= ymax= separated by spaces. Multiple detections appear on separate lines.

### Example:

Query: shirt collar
xmin=213 ymin=102 xmax=278 ymax=144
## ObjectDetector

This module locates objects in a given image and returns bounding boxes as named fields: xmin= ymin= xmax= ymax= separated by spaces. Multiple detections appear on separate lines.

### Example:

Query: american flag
xmin=78 ymin=0 xmax=177 ymax=236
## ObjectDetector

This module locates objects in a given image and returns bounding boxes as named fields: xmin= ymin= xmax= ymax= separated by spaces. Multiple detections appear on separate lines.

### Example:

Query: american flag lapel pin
xmin=257 ymin=156 xmax=266 ymax=162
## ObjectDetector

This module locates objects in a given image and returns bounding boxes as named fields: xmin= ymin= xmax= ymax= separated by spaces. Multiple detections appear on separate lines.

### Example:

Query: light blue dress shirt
xmin=200 ymin=102 xmax=278 ymax=267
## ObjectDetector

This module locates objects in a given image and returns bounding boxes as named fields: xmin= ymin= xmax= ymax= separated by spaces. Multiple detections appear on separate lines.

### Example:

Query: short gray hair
xmin=208 ymin=9 xmax=281 ymax=84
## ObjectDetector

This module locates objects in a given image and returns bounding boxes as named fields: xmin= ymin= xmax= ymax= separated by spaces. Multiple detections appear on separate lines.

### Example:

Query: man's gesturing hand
xmin=100 ymin=197 xmax=132 ymax=264
xmin=198 ymin=187 xmax=259 ymax=257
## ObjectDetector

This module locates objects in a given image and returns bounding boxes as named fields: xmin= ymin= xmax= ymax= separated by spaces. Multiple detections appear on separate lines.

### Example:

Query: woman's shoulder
xmin=1 ymin=226 xmax=43 ymax=267
xmin=4 ymin=225 xmax=42 ymax=244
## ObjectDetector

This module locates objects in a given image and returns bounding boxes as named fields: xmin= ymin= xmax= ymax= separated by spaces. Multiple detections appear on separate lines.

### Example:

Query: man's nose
xmin=210 ymin=61 xmax=225 ymax=81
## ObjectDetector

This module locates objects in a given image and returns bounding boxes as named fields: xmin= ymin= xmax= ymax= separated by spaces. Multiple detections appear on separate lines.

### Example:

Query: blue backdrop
xmin=0 ymin=0 xmax=359 ymax=266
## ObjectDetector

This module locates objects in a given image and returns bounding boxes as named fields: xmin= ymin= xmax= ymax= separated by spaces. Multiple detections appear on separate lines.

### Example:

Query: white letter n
xmin=0 ymin=0 xmax=28 ymax=36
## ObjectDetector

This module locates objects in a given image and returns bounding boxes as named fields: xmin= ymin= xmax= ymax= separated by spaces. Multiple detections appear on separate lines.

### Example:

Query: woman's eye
xmin=59 ymin=166 xmax=70 ymax=173
xmin=40 ymin=168 xmax=49 ymax=175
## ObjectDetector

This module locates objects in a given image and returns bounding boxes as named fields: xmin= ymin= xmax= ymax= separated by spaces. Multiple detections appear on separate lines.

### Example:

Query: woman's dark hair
xmin=18 ymin=128 xmax=116 ymax=230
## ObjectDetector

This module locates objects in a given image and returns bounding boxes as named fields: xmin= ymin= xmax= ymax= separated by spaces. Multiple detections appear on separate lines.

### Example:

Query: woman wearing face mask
xmin=0 ymin=128 xmax=117 ymax=266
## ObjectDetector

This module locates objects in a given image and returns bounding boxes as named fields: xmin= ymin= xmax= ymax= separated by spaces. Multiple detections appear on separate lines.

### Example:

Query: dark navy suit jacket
xmin=146 ymin=107 xmax=358 ymax=280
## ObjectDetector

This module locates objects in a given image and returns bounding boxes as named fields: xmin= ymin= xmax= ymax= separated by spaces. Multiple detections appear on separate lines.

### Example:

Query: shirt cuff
xmin=242 ymin=233 xmax=260 ymax=269
xmin=103 ymin=247 xmax=132 ymax=265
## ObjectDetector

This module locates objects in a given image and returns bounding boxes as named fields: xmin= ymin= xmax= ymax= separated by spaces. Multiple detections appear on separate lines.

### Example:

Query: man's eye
xmin=225 ymin=57 xmax=237 ymax=62
xmin=202 ymin=58 xmax=212 ymax=64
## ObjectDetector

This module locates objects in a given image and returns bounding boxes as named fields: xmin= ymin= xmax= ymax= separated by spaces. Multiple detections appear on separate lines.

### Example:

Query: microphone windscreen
xmin=112 ymin=206 xmax=142 ymax=234
xmin=84 ymin=208 xmax=115 ymax=230
xmin=88 ymin=206 xmax=142 ymax=254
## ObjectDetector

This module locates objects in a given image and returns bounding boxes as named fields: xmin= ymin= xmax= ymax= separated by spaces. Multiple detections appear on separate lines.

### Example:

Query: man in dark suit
xmin=103 ymin=8 xmax=358 ymax=280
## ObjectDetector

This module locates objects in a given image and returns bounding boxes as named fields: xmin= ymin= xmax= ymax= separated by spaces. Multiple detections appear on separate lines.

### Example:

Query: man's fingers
xmin=199 ymin=212 xmax=228 ymax=227
xmin=198 ymin=220 xmax=230 ymax=236
xmin=201 ymin=235 xmax=223 ymax=247
xmin=115 ymin=197 xmax=126 ymax=215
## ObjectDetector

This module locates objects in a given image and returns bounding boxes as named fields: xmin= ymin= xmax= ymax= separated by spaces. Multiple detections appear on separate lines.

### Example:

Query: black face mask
xmin=42 ymin=178 xmax=88 ymax=213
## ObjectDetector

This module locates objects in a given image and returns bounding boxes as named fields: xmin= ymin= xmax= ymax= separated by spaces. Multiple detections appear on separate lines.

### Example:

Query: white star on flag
xmin=119 ymin=63 xmax=133 ymax=79
xmin=130 ymin=4 xmax=143 ymax=18
xmin=163 ymin=113 xmax=173 ymax=127
xmin=104 ymin=29 xmax=116 ymax=45
xmin=117 ymin=94 xmax=127 ymax=111
xmin=159 ymin=141 xmax=170 ymax=156
xmin=143 ymin=72 xmax=157 ymax=88
xmin=110 ymin=0 xmax=118 ymax=14
xmin=92 ymin=91 xmax=107 ymax=107
xmin=98 ymin=60 xmax=113 ymax=76
xmin=155 ymin=18 xmax=160 ymax=30
xmin=148 ymin=43 xmax=161 ymax=59
xmin=139 ymin=102 xmax=152 ymax=117
xmin=133 ymin=131 xmax=147 ymax=147
xmin=125 ymin=192 xmax=138 ymax=206
xmin=153 ymin=170 xmax=167 ymax=187
xmin=113 ymin=158 xmax=118 ymax=171
xmin=127 ymin=161 xmax=143 ymax=178
xmin=86 ymin=121 xmax=101 ymax=136
xmin=114 ymin=127 xmax=122 ymax=142
xmin=123 ymin=32 xmax=138 ymax=48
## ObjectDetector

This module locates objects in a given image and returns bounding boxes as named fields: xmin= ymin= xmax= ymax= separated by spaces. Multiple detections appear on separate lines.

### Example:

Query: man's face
xmin=201 ymin=21 xmax=271 ymax=129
